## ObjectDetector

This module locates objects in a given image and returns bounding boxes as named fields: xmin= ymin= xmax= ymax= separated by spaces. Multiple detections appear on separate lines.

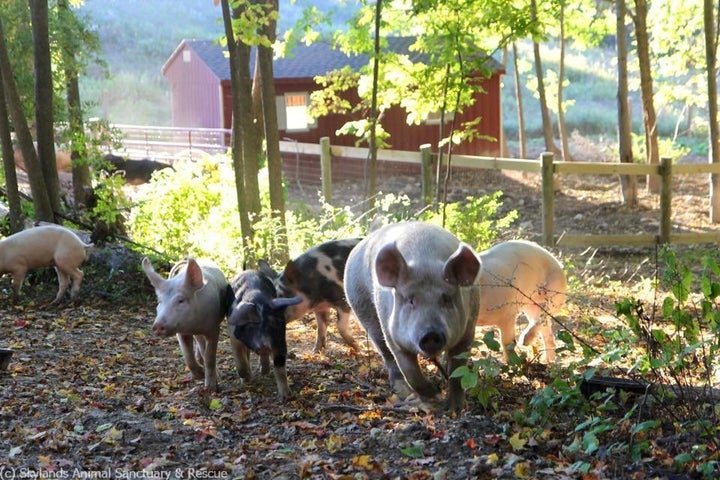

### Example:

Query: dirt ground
xmin=1 ymin=144 xmax=718 ymax=478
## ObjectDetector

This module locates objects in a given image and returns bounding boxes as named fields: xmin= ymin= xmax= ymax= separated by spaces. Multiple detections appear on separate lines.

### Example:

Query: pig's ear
xmin=271 ymin=295 xmax=303 ymax=310
xmin=258 ymin=259 xmax=278 ymax=279
xmin=443 ymin=243 xmax=481 ymax=286
xmin=375 ymin=241 xmax=407 ymax=288
xmin=281 ymin=260 xmax=300 ymax=288
xmin=184 ymin=258 xmax=207 ymax=290
xmin=229 ymin=301 xmax=256 ymax=325
xmin=141 ymin=257 xmax=166 ymax=290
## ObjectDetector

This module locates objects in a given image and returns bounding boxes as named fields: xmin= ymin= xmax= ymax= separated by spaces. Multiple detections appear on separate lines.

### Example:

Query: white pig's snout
xmin=418 ymin=327 xmax=447 ymax=357
xmin=151 ymin=322 xmax=170 ymax=336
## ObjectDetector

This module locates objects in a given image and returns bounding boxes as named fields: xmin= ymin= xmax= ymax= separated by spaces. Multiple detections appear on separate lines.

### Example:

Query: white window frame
xmin=277 ymin=92 xmax=316 ymax=132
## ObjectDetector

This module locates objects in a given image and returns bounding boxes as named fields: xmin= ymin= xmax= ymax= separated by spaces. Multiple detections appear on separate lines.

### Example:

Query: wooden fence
xmin=113 ymin=125 xmax=720 ymax=247
xmin=285 ymin=138 xmax=720 ymax=248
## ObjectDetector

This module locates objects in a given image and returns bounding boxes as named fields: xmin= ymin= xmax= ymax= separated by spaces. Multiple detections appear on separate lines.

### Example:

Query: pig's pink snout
xmin=152 ymin=323 xmax=168 ymax=336
xmin=419 ymin=329 xmax=446 ymax=357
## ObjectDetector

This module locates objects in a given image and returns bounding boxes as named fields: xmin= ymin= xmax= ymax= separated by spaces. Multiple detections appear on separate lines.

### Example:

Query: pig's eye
xmin=405 ymin=295 xmax=415 ymax=306
xmin=439 ymin=294 xmax=453 ymax=307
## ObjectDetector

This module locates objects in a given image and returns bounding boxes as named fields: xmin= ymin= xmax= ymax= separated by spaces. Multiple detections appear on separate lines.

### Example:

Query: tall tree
xmin=29 ymin=0 xmax=61 ymax=218
xmin=219 ymin=0 xmax=253 ymax=257
xmin=704 ymin=0 xmax=720 ymax=222
xmin=0 ymin=75 xmax=21 ymax=232
xmin=631 ymin=0 xmax=660 ymax=193
xmin=512 ymin=42 xmax=527 ymax=159
xmin=0 ymin=17 xmax=53 ymax=221
xmin=616 ymin=0 xmax=638 ymax=207
xmin=555 ymin=2 xmax=573 ymax=161
xmin=57 ymin=0 xmax=92 ymax=209
xmin=255 ymin=0 xmax=288 ymax=262
xmin=530 ymin=0 xmax=559 ymax=156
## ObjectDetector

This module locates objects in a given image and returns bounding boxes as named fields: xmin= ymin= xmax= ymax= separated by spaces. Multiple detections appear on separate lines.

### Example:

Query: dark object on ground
xmin=579 ymin=375 xmax=652 ymax=397
xmin=0 ymin=348 xmax=13 ymax=371
xmin=104 ymin=154 xmax=173 ymax=185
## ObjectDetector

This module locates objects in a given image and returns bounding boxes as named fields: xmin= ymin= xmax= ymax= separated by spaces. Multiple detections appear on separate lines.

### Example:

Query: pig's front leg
xmin=228 ymin=332 xmax=252 ymax=381
xmin=177 ymin=334 xmax=204 ymax=380
xmin=313 ymin=309 xmax=330 ymax=352
xmin=201 ymin=333 xmax=220 ymax=392
xmin=272 ymin=329 xmax=291 ymax=401
xmin=335 ymin=307 xmax=359 ymax=351
xmin=393 ymin=349 xmax=440 ymax=399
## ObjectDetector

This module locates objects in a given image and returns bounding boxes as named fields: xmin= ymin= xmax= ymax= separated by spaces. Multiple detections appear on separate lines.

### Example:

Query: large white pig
xmin=344 ymin=221 xmax=481 ymax=411
xmin=0 ymin=225 xmax=91 ymax=304
xmin=142 ymin=257 xmax=237 ymax=392
xmin=476 ymin=240 xmax=566 ymax=362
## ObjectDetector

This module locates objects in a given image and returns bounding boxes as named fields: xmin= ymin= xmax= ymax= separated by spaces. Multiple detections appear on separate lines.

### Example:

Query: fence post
xmin=320 ymin=137 xmax=332 ymax=204
xmin=541 ymin=152 xmax=555 ymax=246
xmin=420 ymin=144 xmax=433 ymax=206
xmin=659 ymin=157 xmax=672 ymax=244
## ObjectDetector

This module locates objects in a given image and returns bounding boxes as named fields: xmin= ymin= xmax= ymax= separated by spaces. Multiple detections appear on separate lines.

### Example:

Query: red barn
xmin=162 ymin=37 xmax=504 ymax=156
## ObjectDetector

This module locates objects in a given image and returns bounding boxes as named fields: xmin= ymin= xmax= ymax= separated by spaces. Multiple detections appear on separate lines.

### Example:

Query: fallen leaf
xmin=508 ymin=432 xmax=527 ymax=452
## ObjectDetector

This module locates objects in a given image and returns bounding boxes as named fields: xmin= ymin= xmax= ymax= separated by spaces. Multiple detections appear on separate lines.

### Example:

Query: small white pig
xmin=142 ymin=257 xmax=238 ymax=392
xmin=0 ymin=225 xmax=91 ymax=304
xmin=476 ymin=240 xmax=566 ymax=362
xmin=344 ymin=221 xmax=481 ymax=411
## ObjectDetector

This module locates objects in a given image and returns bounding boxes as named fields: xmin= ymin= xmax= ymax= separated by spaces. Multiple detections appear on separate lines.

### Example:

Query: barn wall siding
xmin=164 ymin=45 xmax=223 ymax=128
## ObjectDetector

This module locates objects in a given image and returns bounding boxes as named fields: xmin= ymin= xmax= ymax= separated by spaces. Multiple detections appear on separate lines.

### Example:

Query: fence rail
xmin=114 ymin=125 xmax=720 ymax=248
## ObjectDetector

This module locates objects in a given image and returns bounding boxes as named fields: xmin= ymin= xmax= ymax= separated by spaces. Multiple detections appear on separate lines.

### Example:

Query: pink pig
xmin=0 ymin=225 xmax=91 ymax=304
xmin=142 ymin=257 xmax=239 ymax=392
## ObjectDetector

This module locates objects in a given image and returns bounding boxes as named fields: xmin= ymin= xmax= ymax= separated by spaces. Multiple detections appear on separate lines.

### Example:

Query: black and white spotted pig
xmin=226 ymin=268 xmax=302 ymax=401
xmin=262 ymin=237 xmax=362 ymax=352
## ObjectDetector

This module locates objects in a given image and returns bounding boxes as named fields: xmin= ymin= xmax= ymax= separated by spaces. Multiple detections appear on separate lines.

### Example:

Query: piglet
xmin=344 ymin=221 xmax=481 ymax=411
xmin=226 ymin=268 xmax=302 ymax=401
xmin=265 ymin=237 xmax=362 ymax=352
xmin=142 ymin=257 xmax=235 ymax=392
xmin=476 ymin=240 xmax=566 ymax=362
xmin=0 ymin=225 xmax=92 ymax=304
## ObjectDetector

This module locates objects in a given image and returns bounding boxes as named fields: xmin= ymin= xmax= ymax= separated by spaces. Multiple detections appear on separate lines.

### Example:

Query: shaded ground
xmin=2 ymin=146 xmax=719 ymax=478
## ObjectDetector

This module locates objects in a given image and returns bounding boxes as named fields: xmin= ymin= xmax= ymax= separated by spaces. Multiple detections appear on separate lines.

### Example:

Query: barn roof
xmin=162 ymin=37 xmax=503 ymax=81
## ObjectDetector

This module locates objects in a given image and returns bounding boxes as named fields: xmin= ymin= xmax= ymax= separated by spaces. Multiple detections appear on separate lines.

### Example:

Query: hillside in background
xmin=77 ymin=0 xmax=353 ymax=125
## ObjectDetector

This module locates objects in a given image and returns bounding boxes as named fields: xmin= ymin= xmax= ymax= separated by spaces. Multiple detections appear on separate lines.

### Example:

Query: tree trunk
xmin=29 ymin=0 xmax=61 ymax=218
xmin=556 ymin=5 xmax=573 ymax=162
xmin=704 ymin=0 xmax=720 ymax=222
xmin=0 ymin=18 xmax=53 ymax=222
xmin=530 ymin=0 xmax=558 ymax=156
xmin=617 ymin=0 xmax=638 ymax=207
xmin=512 ymin=42 xmax=527 ymax=159
xmin=220 ymin=0 xmax=252 ymax=256
xmin=633 ymin=0 xmax=660 ymax=193
xmin=257 ymin=0 xmax=288 ymax=263
xmin=0 ymin=80 xmax=22 ymax=233
xmin=57 ymin=0 xmax=91 ymax=209
xmin=366 ymin=0 xmax=382 ymax=213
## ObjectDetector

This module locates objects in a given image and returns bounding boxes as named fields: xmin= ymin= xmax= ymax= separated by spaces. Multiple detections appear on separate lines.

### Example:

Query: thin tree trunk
xmin=633 ymin=0 xmax=660 ymax=193
xmin=29 ymin=0 xmax=61 ymax=218
xmin=257 ymin=0 xmax=288 ymax=263
xmin=705 ymin=0 xmax=720 ymax=222
xmin=220 ymin=0 xmax=252 ymax=256
xmin=0 ymin=78 xmax=22 ymax=232
xmin=557 ymin=5 xmax=573 ymax=162
xmin=58 ymin=0 xmax=91 ymax=208
xmin=0 ymin=17 xmax=53 ymax=221
xmin=512 ymin=42 xmax=527 ymax=159
xmin=617 ymin=0 xmax=638 ymax=207
xmin=530 ymin=0 xmax=558 ymax=155
xmin=366 ymin=0 xmax=381 ymax=213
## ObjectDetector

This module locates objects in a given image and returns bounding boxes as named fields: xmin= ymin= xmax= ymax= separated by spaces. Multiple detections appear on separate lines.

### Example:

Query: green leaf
xmin=482 ymin=330 xmax=501 ymax=352
xmin=401 ymin=445 xmax=424 ymax=458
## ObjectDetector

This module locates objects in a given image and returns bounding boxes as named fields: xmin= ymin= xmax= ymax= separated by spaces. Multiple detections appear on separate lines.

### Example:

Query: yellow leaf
xmin=325 ymin=434 xmax=343 ymax=454
xmin=514 ymin=461 xmax=531 ymax=479
xmin=508 ymin=432 xmax=527 ymax=452
xmin=486 ymin=453 xmax=499 ymax=466
xmin=352 ymin=454 xmax=374 ymax=470
xmin=102 ymin=427 xmax=124 ymax=444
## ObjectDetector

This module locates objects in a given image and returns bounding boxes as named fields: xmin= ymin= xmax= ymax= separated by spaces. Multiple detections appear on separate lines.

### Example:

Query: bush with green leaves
xmin=454 ymin=247 xmax=719 ymax=478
